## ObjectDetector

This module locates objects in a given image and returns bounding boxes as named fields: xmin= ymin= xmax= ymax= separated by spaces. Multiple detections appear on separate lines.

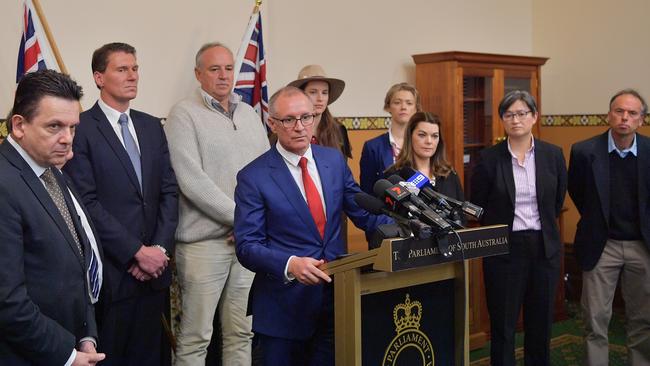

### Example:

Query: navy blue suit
xmin=63 ymin=102 xmax=178 ymax=365
xmin=234 ymin=144 xmax=388 ymax=365
xmin=0 ymin=141 xmax=99 ymax=365
xmin=359 ymin=132 xmax=393 ymax=194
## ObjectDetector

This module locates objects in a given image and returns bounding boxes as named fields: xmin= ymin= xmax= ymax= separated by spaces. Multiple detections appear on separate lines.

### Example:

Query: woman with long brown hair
xmin=385 ymin=111 xmax=464 ymax=200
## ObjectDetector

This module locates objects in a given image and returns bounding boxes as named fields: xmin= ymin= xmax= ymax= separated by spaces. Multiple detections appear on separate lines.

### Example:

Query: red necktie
xmin=298 ymin=157 xmax=326 ymax=239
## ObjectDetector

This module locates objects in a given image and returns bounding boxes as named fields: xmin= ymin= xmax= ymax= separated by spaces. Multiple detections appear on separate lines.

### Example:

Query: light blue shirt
xmin=608 ymin=129 xmax=637 ymax=158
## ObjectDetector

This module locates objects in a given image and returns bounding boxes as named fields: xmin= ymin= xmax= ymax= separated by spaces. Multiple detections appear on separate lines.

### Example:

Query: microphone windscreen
xmin=387 ymin=175 xmax=404 ymax=185
xmin=354 ymin=192 xmax=385 ymax=215
xmin=373 ymin=179 xmax=393 ymax=199
xmin=398 ymin=166 xmax=417 ymax=180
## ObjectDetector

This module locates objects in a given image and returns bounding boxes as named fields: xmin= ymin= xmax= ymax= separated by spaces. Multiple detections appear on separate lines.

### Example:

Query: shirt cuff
xmin=284 ymin=255 xmax=296 ymax=282
xmin=79 ymin=337 xmax=97 ymax=349
xmin=64 ymin=349 xmax=76 ymax=366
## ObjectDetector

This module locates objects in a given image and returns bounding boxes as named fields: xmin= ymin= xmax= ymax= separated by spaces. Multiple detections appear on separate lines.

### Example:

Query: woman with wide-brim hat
xmin=288 ymin=64 xmax=352 ymax=158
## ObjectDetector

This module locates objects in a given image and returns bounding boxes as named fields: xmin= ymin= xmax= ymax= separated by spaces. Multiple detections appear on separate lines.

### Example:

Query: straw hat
xmin=287 ymin=64 xmax=346 ymax=104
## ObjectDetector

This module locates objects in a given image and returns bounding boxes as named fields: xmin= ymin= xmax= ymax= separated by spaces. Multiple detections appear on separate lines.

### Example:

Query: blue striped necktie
xmin=118 ymin=113 xmax=142 ymax=189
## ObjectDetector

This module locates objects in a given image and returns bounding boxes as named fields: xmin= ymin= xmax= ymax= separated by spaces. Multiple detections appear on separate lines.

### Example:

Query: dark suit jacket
xmin=0 ymin=141 xmax=98 ymax=365
xmin=568 ymin=131 xmax=650 ymax=270
xmin=234 ymin=144 xmax=389 ymax=340
xmin=470 ymin=139 xmax=567 ymax=259
xmin=359 ymin=132 xmax=393 ymax=194
xmin=63 ymin=102 xmax=178 ymax=302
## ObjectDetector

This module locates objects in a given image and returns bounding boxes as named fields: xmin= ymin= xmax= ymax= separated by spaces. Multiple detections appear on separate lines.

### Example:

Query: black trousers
xmin=96 ymin=290 xmax=169 ymax=366
xmin=483 ymin=230 xmax=560 ymax=366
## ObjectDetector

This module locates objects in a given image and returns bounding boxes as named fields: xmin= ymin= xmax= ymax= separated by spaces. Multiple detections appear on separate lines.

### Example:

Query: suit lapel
xmin=0 ymin=142 xmax=85 ymax=266
xmin=382 ymin=133 xmax=394 ymax=171
xmin=534 ymin=140 xmax=546 ymax=203
xmin=498 ymin=141 xmax=516 ymax=206
xmin=131 ymin=111 xmax=150 ymax=195
xmin=90 ymin=103 xmax=143 ymax=197
xmin=591 ymin=133 xmax=610 ymax=225
xmin=313 ymin=147 xmax=336 ymax=241
xmin=268 ymin=147 xmax=322 ymax=242
xmin=636 ymin=134 xmax=649 ymax=219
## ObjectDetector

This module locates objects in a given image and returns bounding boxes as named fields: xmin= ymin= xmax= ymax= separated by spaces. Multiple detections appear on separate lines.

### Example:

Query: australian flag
xmin=16 ymin=1 xmax=58 ymax=83
xmin=233 ymin=9 xmax=269 ymax=129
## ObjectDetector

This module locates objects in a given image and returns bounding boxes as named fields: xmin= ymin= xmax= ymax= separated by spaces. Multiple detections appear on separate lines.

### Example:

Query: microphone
xmin=398 ymin=167 xmax=484 ymax=220
xmin=373 ymin=179 xmax=421 ymax=219
xmin=377 ymin=176 xmax=454 ymax=257
xmin=354 ymin=192 xmax=409 ymax=225
xmin=385 ymin=175 xmax=454 ymax=232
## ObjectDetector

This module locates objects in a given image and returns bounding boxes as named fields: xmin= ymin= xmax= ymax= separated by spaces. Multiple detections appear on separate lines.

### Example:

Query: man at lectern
xmin=234 ymin=86 xmax=388 ymax=366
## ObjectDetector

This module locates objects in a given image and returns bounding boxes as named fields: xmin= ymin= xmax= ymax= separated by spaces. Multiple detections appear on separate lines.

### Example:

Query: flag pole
xmin=31 ymin=0 xmax=68 ymax=74
xmin=254 ymin=0 xmax=262 ymax=13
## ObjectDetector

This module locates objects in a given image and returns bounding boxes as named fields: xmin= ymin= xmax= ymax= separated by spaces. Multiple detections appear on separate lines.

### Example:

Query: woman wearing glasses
xmin=288 ymin=65 xmax=351 ymax=159
xmin=359 ymin=83 xmax=421 ymax=194
xmin=384 ymin=112 xmax=464 ymax=202
xmin=470 ymin=90 xmax=567 ymax=366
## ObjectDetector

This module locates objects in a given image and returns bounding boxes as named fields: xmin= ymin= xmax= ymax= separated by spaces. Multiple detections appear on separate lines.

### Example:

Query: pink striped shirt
xmin=508 ymin=139 xmax=541 ymax=231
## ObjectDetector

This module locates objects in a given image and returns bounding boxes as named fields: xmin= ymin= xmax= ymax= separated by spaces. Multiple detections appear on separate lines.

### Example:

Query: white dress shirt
xmin=97 ymin=98 xmax=141 ymax=153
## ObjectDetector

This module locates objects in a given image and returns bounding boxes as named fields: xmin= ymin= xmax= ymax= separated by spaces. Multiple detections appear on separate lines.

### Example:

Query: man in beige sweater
xmin=164 ymin=42 xmax=269 ymax=366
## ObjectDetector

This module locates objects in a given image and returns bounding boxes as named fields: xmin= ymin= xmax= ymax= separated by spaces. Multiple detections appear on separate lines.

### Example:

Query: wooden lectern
xmin=323 ymin=224 xmax=509 ymax=366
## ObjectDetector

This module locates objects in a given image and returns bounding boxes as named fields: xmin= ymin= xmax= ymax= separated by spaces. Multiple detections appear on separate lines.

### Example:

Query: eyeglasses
xmin=502 ymin=110 xmax=532 ymax=121
xmin=612 ymin=108 xmax=641 ymax=118
xmin=270 ymin=114 xmax=316 ymax=128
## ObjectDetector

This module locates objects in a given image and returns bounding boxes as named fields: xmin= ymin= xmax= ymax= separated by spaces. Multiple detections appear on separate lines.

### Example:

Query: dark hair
xmin=609 ymin=89 xmax=648 ymax=116
xmin=498 ymin=90 xmax=538 ymax=118
xmin=300 ymin=80 xmax=350 ymax=158
xmin=9 ymin=69 xmax=83 ymax=133
xmin=388 ymin=111 xmax=453 ymax=178
xmin=383 ymin=82 xmax=422 ymax=112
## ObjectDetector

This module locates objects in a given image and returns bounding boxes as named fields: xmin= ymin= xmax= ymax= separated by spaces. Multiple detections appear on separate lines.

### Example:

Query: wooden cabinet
xmin=412 ymin=51 xmax=552 ymax=350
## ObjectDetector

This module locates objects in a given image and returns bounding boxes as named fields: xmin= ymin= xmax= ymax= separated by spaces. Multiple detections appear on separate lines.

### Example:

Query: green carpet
xmin=470 ymin=303 xmax=628 ymax=365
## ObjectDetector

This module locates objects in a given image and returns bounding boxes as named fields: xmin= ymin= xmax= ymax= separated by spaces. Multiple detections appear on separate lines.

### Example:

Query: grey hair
xmin=498 ymin=90 xmax=538 ymax=118
xmin=609 ymin=89 xmax=648 ymax=116
xmin=268 ymin=86 xmax=310 ymax=116
xmin=194 ymin=42 xmax=233 ymax=68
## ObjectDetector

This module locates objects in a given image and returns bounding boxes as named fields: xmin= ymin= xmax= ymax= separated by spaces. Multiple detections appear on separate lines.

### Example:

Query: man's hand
xmin=128 ymin=263 xmax=153 ymax=281
xmin=133 ymin=245 xmax=168 ymax=277
xmin=288 ymin=257 xmax=331 ymax=285
xmin=226 ymin=230 xmax=235 ymax=245
xmin=72 ymin=349 xmax=105 ymax=366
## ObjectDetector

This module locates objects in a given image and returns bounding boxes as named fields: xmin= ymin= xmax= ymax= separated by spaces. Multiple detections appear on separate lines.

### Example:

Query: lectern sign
xmin=379 ymin=224 xmax=509 ymax=272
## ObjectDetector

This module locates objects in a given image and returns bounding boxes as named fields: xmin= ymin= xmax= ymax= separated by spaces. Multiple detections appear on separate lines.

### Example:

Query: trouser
xmin=174 ymin=238 xmax=254 ymax=366
xmin=582 ymin=239 xmax=650 ymax=366
xmin=484 ymin=230 xmax=560 ymax=366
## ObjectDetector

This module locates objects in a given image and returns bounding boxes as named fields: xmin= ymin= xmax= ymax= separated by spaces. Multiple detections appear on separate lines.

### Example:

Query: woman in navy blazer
xmin=470 ymin=90 xmax=567 ymax=366
xmin=359 ymin=83 xmax=420 ymax=194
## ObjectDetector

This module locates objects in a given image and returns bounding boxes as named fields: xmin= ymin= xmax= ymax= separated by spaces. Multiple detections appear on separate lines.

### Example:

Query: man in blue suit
xmin=63 ymin=43 xmax=178 ymax=366
xmin=234 ymin=86 xmax=388 ymax=366
xmin=0 ymin=70 xmax=106 ymax=365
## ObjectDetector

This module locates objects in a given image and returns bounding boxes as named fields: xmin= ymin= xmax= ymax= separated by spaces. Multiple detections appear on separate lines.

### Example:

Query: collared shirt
xmin=6 ymin=136 xmax=101 ymax=365
xmin=275 ymin=142 xmax=327 ymax=281
xmin=608 ymin=129 xmax=637 ymax=158
xmin=200 ymin=88 xmax=240 ymax=121
xmin=97 ymin=98 xmax=140 ymax=154
xmin=388 ymin=122 xmax=401 ymax=161
xmin=508 ymin=137 xmax=542 ymax=231
xmin=275 ymin=142 xmax=326 ymax=212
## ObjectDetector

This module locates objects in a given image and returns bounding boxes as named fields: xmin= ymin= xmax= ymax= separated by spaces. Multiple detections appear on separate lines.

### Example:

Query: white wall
xmin=532 ymin=0 xmax=650 ymax=114
xmin=1 ymin=0 xmax=533 ymax=118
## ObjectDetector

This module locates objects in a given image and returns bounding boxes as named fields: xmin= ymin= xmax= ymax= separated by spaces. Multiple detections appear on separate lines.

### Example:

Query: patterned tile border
xmin=2 ymin=114 xmax=648 ymax=138
xmin=335 ymin=115 xmax=650 ymax=130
